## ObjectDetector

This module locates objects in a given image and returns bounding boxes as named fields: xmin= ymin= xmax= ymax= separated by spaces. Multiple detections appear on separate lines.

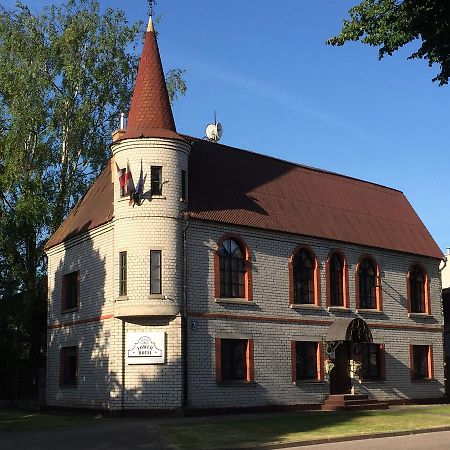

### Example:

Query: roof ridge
xmin=183 ymin=135 xmax=403 ymax=194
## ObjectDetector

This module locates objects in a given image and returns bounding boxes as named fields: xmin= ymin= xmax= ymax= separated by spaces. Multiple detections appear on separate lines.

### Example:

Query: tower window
xmin=151 ymin=166 xmax=162 ymax=196
xmin=150 ymin=250 xmax=162 ymax=295
xmin=119 ymin=252 xmax=127 ymax=296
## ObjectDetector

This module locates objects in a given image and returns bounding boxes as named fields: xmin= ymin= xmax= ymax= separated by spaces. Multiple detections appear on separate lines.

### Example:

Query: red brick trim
xmin=429 ymin=345 xmax=434 ymax=380
xmin=406 ymin=262 xmax=431 ymax=315
xmin=291 ymin=341 xmax=297 ymax=382
xmin=409 ymin=345 xmax=415 ymax=381
xmin=318 ymin=341 xmax=325 ymax=381
xmin=325 ymin=249 xmax=349 ymax=308
xmin=48 ymin=314 xmax=114 ymax=330
xmin=214 ymin=234 xmax=253 ymax=301
xmin=188 ymin=311 xmax=443 ymax=333
xmin=355 ymin=254 xmax=383 ymax=311
xmin=215 ymin=338 xmax=222 ymax=383
xmin=289 ymin=244 xmax=321 ymax=307
xmin=247 ymin=339 xmax=255 ymax=382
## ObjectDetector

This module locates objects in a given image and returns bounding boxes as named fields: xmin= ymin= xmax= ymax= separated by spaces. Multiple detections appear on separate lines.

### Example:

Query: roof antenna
xmin=205 ymin=111 xmax=223 ymax=143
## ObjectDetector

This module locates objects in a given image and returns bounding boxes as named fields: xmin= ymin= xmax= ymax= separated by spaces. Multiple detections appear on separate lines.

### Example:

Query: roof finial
xmin=148 ymin=0 xmax=156 ymax=18
xmin=147 ymin=0 xmax=157 ymax=32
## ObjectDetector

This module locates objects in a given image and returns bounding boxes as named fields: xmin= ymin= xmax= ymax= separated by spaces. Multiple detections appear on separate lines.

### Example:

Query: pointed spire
xmin=120 ymin=13 xmax=181 ymax=141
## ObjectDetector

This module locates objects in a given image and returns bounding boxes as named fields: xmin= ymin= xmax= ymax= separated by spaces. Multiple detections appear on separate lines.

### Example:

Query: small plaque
xmin=126 ymin=332 xmax=165 ymax=365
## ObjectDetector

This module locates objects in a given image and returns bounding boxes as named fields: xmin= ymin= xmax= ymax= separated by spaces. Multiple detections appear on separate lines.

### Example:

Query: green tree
xmin=328 ymin=0 xmax=450 ymax=85
xmin=0 ymin=0 xmax=186 ymax=399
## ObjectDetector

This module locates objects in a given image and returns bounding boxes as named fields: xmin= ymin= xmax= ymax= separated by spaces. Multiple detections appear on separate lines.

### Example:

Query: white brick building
xmin=45 ymin=14 xmax=445 ymax=414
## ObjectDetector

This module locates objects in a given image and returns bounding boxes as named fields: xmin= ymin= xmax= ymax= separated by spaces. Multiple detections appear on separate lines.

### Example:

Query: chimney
xmin=112 ymin=113 xmax=127 ymax=143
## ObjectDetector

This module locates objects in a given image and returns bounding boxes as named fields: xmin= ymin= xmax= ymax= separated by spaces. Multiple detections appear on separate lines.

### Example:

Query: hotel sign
xmin=126 ymin=332 xmax=166 ymax=365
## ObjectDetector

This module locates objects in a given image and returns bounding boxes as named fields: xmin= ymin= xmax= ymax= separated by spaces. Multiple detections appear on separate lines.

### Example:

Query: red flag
xmin=115 ymin=162 xmax=125 ymax=192
xmin=125 ymin=161 xmax=135 ymax=199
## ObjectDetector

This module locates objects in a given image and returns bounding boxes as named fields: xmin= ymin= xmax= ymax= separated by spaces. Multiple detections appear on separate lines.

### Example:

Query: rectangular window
xmin=181 ymin=169 xmax=187 ymax=201
xmin=150 ymin=250 xmax=162 ymax=295
xmin=120 ymin=168 xmax=126 ymax=197
xmin=62 ymin=271 xmax=79 ymax=311
xmin=411 ymin=345 xmax=433 ymax=380
xmin=357 ymin=343 xmax=385 ymax=380
xmin=151 ymin=166 xmax=162 ymax=196
xmin=292 ymin=341 xmax=322 ymax=381
xmin=216 ymin=338 xmax=254 ymax=382
xmin=60 ymin=346 xmax=78 ymax=386
xmin=119 ymin=251 xmax=127 ymax=296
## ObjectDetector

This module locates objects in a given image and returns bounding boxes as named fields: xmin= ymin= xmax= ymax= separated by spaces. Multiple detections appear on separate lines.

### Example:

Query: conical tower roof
xmin=119 ymin=17 xmax=182 ymax=141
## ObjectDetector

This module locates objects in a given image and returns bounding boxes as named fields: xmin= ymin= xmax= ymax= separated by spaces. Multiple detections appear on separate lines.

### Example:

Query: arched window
xmin=357 ymin=256 xmax=381 ymax=310
xmin=329 ymin=252 xmax=344 ymax=307
xmin=218 ymin=238 xmax=246 ymax=298
xmin=407 ymin=264 xmax=430 ymax=314
xmin=291 ymin=247 xmax=320 ymax=305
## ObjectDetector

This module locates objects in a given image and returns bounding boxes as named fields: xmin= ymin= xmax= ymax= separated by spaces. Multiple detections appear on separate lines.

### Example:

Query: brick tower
xmin=109 ymin=15 xmax=190 ymax=410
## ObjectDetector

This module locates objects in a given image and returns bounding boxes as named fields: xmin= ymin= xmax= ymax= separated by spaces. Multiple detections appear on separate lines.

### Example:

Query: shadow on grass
xmin=0 ymin=408 xmax=106 ymax=432
xmin=160 ymin=406 xmax=450 ymax=450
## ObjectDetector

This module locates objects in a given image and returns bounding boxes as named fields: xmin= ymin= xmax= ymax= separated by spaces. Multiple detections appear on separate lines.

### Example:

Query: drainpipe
xmin=181 ymin=214 xmax=190 ymax=411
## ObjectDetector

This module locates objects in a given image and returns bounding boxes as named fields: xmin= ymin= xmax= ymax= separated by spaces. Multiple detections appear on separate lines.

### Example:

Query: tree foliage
xmin=0 ymin=0 xmax=186 ymax=398
xmin=328 ymin=0 xmax=450 ymax=85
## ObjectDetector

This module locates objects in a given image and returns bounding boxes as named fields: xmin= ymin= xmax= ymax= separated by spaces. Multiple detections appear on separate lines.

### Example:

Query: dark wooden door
xmin=330 ymin=342 xmax=351 ymax=395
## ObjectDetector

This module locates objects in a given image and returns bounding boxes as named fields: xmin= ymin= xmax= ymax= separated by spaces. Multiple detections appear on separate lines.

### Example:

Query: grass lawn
xmin=0 ymin=409 xmax=103 ymax=432
xmin=160 ymin=405 xmax=450 ymax=450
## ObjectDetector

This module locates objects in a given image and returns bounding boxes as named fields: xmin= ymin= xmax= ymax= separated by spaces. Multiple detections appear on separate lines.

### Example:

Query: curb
xmin=216 ymin=426 xmax=450 ymax=450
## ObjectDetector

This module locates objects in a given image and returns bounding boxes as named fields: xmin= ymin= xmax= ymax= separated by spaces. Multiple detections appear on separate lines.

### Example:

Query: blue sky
xmin=8 ymin=0 xmax=450 ymax=252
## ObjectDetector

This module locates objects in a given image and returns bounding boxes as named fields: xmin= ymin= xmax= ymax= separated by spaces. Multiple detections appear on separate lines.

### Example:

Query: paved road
xmin=0 ymin=419 xmax=169 ymax=450
xmin=2 ymin=421 xmax=450 ymax=450
xmin=286 ymin=430 xmax=450 ymax=450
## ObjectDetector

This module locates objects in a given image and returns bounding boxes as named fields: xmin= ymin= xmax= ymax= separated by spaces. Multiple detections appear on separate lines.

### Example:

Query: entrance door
xmin=330 ymin=342 xmax=351 ymax=395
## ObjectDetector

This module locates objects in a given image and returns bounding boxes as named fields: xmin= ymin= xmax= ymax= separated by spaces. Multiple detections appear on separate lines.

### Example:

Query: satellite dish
xmin=205 ymin=122 xmax=223 ymax=142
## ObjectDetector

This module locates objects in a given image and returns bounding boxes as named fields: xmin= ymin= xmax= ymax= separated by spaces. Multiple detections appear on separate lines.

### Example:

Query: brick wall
xmin=186 ymin=220 xmax=444 ymax=408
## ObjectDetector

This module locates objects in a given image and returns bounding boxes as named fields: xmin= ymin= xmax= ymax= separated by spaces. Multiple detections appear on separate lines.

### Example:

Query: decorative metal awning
xmin=326 ymin=318 xmax=373 ymax=343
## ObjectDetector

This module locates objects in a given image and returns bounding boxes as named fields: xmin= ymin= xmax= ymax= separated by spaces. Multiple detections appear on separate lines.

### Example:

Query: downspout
xmin=121 ymin=319 xmax=125 ymax=416
xmin=181 ymin=214 xmax=190 ymax=411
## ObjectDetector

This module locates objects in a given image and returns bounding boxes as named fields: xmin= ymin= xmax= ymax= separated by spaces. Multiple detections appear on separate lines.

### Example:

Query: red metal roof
xmin=186 ymin=137 xmax=443 ymax=259
xmin=46 ymin=137 xmax=442 ymax=259
xmin=118 ymin=18 xmax=181 ymax=142
xmin=45 ymin=164 xmax=113 ymax=250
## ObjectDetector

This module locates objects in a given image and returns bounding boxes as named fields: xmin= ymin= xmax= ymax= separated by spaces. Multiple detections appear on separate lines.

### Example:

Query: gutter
xmin=181 ymin=214 xmax=190 ymax=410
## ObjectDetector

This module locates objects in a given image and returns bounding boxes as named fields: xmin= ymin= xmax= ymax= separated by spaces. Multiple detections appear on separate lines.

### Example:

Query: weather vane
xmin=148 ymin=0 xmax=157 ymax=17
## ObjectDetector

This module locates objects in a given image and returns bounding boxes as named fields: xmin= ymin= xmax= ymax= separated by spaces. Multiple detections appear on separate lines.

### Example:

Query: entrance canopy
xmin=326 ymin=318 xmax=373 ymax=343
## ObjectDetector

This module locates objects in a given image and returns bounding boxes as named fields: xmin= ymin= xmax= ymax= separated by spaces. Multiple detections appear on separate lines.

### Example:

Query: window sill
xmin=327 ymin=306 xmax=350 ymax=312
xmin=217 ymin=380 xmax=256 ymax=386
xmin=61 ymin=307 xmax=79 ymax=314
xmin=290 ymin=304 xmax=322 ymax=310
xmin=116 ymin=295 xmax=129 ymax=301
xmin=356 ymin=309 xmax=384 ymax=314
xmin=148 ymin=294 xmax=165 ymax=300
xmin=150 ymin=195 xmax=166 ymax=200
xmin=293 ymin=380 xmax=325 ymax=385
xmin=215 ymin=298 xmax=253 ymax=305
xmin=408 ymin=313 xmax=431 ymax=318
xmin=359 ymin=378 xmax=386 ymax=383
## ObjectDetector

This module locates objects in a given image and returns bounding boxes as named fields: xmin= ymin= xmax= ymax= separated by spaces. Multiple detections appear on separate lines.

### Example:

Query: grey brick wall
xmin=186 ymin=220 xmax=444 ymax=408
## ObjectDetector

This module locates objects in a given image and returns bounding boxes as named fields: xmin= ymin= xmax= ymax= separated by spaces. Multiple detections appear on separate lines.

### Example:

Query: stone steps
xmin=322 ymin=394 xmax=389 ymax=411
